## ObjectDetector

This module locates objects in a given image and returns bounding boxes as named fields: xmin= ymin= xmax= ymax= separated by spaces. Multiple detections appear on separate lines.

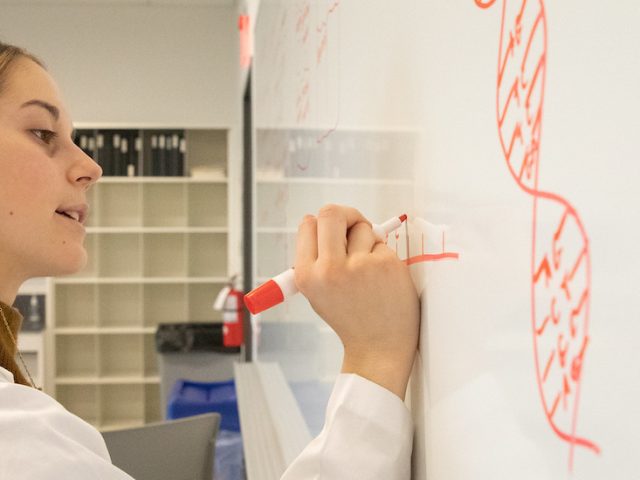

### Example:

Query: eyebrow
xmin=20 ymin=99 xmax=60 ymax=121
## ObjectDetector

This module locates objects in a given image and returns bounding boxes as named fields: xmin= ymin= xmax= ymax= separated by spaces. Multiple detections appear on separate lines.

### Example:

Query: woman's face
xmin=0 ymin=58 xmax=102 ymax=282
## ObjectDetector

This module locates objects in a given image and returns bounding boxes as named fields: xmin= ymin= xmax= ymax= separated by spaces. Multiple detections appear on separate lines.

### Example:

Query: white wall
xmin=0 ymin=3 xmax=238 ymax=127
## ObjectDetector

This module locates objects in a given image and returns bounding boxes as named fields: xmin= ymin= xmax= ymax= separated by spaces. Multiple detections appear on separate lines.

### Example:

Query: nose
xmin=68 ymin=143 xmax=103 ymax=188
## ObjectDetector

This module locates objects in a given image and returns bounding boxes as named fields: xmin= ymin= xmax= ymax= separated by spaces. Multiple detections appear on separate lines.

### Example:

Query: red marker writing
xmin=244 ymin=214 xmax=408 ymax=315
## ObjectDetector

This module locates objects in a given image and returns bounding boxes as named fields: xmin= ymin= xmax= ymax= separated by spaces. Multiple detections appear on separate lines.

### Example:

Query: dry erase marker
xmin=244 ymin=214 xmax=408 ymax=315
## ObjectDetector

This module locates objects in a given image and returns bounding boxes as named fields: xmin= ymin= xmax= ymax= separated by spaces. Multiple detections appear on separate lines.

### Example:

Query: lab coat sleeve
xmin=281 ymin=374 xmax=413 ymax=480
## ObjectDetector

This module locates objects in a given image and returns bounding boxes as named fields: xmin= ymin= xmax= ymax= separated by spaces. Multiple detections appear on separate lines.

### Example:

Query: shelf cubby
xmin=143 ymin=335 xmax=159 ymax=378
xmin=96 ymin=183 xmax=142 ymax=227
xmin=56 ymin=335 xmax=98 ymax=378
xmin=188 ymin=233 xmax=227 ymax=277
xmin=187 ymin=283 xmax=224 ymax=322
xmin=98 ymin=234 xmax=142 ymax=277
xmin=97 ymin=284 xmax=143 ymax=328
xmin=143 ymin=234 xmax=187 ymax=277
xmin=56 ymin=385 xmax=99 ymax=426
xmin=185 ymin=129 xmax=227 ymax=176
xmin=99 ymin=334 xmax=144 ymax=378
xmin=144 ymin=384 xmax=162 ymax=424
xmin=187 ymin=183 xmax=227 ymax=227
xmin=100 ymin=384 xmax=145 ymax=428
xmin=143 ymin=283 xmax=187 ymax=327
xmin=55 ymin=284 xmax=97 ymax=328
xmin=143 ymin=183 xmax=187 ymax=227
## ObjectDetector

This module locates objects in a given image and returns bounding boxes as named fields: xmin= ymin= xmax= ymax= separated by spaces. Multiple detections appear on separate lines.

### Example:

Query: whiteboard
xmin=251 ymin=1 xmax=640 ymax=477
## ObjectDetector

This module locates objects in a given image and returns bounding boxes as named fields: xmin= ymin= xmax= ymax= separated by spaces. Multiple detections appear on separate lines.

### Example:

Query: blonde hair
xmin=0 ymin=40 xmax=44 ymax=387
xmin=0 ymin=41 xmax=45 ymax=95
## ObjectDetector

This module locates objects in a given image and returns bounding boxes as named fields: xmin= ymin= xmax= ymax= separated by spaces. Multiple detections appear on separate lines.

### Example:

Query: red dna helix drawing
xmin=475 ymin=0 xmax=600 ymax=468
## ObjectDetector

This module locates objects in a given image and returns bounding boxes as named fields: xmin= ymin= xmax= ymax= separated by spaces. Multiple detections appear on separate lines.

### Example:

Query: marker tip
xmin=399 ymin=214 xmax=408 ymax=223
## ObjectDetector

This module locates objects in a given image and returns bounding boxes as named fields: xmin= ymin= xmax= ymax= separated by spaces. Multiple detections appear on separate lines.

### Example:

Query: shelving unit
xmin=49 ymin=127 xmax=233 ymax=431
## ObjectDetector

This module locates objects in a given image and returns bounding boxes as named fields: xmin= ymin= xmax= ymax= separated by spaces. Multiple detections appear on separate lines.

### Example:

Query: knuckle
xmin=350 ymin=221 xmax=371 ymax=234
xmin=351 ymin=207 xmax=366 ymax=221
xmin=298 ymin=214 xmax=316 ymax=228
xmin=316 ymin=260 xmax=343 ymax=286
xmin=317 ymin=204 xmax=342 ymax=219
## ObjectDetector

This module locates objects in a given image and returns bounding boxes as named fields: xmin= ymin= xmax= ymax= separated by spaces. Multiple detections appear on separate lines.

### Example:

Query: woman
xmin=0 ymin=41 xmax=419 ymax=479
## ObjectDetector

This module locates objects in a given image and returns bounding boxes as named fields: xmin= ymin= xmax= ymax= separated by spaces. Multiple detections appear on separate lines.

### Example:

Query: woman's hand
xmin=294 ymin=204 xmax=420 ymax=400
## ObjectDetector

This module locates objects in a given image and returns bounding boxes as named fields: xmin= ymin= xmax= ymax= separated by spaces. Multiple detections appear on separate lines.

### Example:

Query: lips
xmin=55 ymin=204 xmax=88 ymax=225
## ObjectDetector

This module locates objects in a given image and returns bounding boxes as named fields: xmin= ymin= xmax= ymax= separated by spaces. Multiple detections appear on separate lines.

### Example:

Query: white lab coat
xmin=0 ymin=366 xmax=133 ymax=479
xmin=0 ymin=367 xmax=412 ymax=479
xmin=281 ymin=374 xmax=413 ymax=479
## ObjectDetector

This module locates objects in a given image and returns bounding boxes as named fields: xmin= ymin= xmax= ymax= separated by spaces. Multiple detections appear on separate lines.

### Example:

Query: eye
xmin=31 ymin=129 xmax=58 ymax=145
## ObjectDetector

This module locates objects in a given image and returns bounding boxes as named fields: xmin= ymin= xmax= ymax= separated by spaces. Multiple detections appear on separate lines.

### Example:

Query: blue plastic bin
xmin=167 ymin=379 xmax=240 ymax=433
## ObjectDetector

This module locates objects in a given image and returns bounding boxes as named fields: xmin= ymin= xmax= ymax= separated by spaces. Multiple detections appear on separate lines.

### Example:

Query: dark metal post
xmin=242 ymin=71 xmax=253 ymax=361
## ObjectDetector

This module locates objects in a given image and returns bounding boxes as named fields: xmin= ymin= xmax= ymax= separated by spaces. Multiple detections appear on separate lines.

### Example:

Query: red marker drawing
xmin=476 ymin=0 xmax=599 ymax=468
xmin=245 ymin=214 xmax=408 ymax=315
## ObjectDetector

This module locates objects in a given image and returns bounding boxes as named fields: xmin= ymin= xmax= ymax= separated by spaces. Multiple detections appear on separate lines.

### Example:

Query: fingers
xmin=372 ymin=240 xmax=394 ymax=256
xmin=296 ymin=204 xmax=376 ymax=269
xmin=347 ymin=221 xmax=380 ymax=255
xmin=371 ymin=241 xmax=404 ymax=262
xmin=317 ymin=204 xmax=371 ymax=260
xmin=295 ymin=214 xmax=318 ymax=268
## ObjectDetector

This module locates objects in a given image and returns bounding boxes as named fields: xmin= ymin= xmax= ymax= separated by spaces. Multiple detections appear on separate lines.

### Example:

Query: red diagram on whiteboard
xmin=385 ymin=224 xmax=460 ymax=265
xmin=476 ymin=0 xmax=600 ymax=468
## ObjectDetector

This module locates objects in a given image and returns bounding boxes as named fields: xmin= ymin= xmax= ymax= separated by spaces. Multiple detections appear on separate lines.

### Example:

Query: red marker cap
xmin=244 ymin=279 xmax=285 ymax=315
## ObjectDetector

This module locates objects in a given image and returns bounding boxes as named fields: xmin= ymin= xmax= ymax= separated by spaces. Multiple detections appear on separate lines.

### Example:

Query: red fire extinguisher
xmin=213 ymin=277 xmax=244 ymax=347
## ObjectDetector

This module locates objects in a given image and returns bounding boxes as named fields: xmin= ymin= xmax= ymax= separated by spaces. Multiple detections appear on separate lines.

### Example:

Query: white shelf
xmin=55 ymin=277 xmax=228 ymax=284
xmin=55 ymin=327 xmax=156 ymax=335
xmin=17 ymin=277 xmax=48 ymax=295
xmin=86 ymin=227 xmax=228 ymax=234
xmin=255 ymin=124 xmax=422 ymax=133
xmin=97 ymin=176 xmax=227 ymax=184
xmin=256 ymin=177 xmax=412 ymax=186
xmin=56 ymin=376 xmax=160 ymax=386
xmin=74 ymin=122 xmax=231 ymax=131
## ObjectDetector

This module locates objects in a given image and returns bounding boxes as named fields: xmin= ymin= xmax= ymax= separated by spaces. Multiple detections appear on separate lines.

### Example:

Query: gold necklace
xmin=0 ymin=304 xmax=41 ymax=390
